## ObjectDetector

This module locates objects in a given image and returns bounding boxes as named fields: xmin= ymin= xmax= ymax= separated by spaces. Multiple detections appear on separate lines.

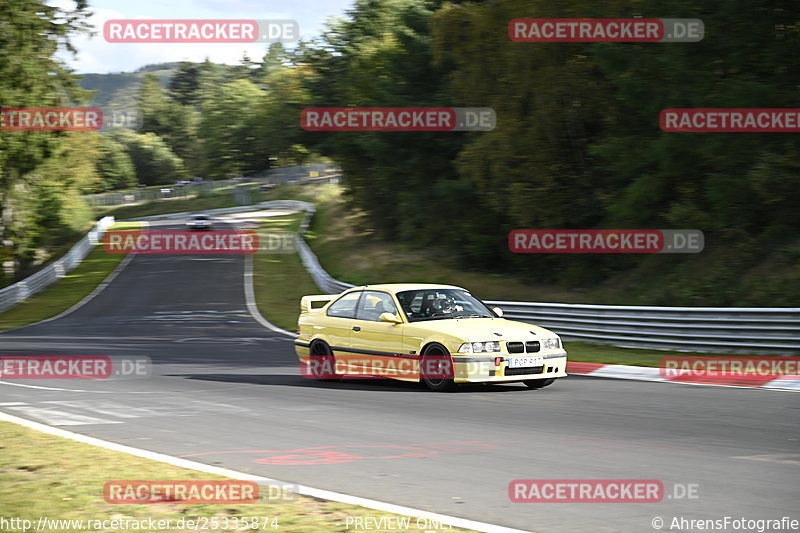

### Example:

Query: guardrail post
xmin=17 ymin=281 xmax=29 ymax=302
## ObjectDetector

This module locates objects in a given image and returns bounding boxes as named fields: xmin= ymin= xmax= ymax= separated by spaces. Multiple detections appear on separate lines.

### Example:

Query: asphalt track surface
xmin=0 ymin=219 xmax=797 ymax=533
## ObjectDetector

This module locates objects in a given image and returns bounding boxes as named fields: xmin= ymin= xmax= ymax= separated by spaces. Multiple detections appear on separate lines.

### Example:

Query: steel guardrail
xmin=481 ymin=301 xmax=800 ymax=354
xmin=83 ymin=164 xmax=341 ymax=208
xmin=0 ymin=216 xmax=115 ymax=313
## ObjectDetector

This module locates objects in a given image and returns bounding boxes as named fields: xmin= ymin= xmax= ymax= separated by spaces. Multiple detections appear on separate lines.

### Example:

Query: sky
xmin=53 ymin=0 xmax=355 ymax=74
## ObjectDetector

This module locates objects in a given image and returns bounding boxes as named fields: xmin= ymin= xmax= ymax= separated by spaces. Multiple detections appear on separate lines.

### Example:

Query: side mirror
xmin=492 ymin=307 xmax=504 ymax=317
xmin=379 ymin=312 xmax=403 ymax=324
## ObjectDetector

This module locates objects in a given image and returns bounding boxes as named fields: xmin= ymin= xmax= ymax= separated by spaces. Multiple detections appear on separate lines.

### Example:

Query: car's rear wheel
xmin=523 ymin=378 xmax=555 ymax=389
xmin=309 ymin=341 xmax=341 ymax=381
xmin=420 ymin=343 xmax=456 ymax=392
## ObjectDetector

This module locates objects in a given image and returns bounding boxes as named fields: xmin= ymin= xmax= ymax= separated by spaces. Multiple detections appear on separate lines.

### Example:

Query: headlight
xmin=458 ymin=341 xmax=501 ymax=353
xmin=542 ymin=337 xmax=561 ymax=350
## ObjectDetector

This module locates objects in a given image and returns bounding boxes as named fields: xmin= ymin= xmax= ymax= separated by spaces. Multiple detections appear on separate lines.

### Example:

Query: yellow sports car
xmin=294 ymin=283 xmax=567 ymax=391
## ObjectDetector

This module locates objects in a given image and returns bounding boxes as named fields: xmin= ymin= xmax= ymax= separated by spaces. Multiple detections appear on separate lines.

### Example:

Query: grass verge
xmin=250 ymin=213 xmax=320 ymax=332
xmin=0 ymin=223 xmax=140 ymax=332
xmin=0 ymin=420 xmax=477 ymax=533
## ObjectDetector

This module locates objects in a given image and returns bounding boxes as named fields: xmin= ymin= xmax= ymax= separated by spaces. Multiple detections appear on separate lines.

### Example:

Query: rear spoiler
xmin=300 ymin=294 xmax=337 ymax=314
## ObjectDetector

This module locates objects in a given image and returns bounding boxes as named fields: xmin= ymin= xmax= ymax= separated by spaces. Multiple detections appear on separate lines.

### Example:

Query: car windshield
xmin=395 ymin=289 xmax=494 ymax=322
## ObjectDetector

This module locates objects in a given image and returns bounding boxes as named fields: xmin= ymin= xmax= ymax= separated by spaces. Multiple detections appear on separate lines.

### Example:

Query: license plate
xmin=508 ymin=355 xmax=544 ymax=368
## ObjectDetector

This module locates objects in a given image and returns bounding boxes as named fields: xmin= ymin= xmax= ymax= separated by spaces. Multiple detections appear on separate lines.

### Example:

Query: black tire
xmin=420 ymin=343 xmax=456 ymax=392
xmin=523 ymin=378 xmax=555 ymax=390
xmin=308 ymin=341 xmax=341 ymax=381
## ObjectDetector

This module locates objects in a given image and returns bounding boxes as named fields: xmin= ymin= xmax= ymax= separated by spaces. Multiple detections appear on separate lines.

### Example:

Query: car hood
xmin=407 ymin=317 xmax=554 ymax=342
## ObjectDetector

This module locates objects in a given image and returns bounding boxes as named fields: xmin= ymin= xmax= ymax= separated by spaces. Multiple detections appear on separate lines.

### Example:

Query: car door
xmin=322 ymin=290 xmax=363 ymax=362
xmin=349 ymin=291 xmax=411 ymax=379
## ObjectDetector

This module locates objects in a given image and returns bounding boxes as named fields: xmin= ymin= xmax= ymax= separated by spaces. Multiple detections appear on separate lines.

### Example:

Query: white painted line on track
xmin=5 ymin=405 xmax=121 ymax=426
xmin=571 ymin=367 xmax=800 ymax=392
xmin=763 ymin=378 xmax=800 ymax=391
xmin=0 ymin=411 xmax=535 ymax=533
xmin=732 ymin=453 xmax=800 ymax=464
xmin=42 ymin=400 xmax=144 ymax=419
xmin=589 ymin=365 xmax=663 ymax=381
xmin=0 ymin=381 xmax=93 ymax=392
xmin=0 ymin=378 xmax=243 ymax=394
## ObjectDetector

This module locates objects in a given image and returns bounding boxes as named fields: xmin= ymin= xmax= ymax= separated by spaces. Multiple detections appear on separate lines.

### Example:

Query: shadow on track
xmin=168 ymin=372 xmax=534 ymax=393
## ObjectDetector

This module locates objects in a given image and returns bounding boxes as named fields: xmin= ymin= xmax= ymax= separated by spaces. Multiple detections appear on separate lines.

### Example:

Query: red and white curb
xmin=567 ymin=362 xmax=800 ymax=392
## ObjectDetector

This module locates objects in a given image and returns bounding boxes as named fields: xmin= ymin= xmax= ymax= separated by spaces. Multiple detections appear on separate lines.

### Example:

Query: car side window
xmin=396 ymin=291 xmax=421 ymax=318
xmin=355 ymin=291 xmax=399 ymax=322
xmin=326 ymin=291 xmax=362 ymax=318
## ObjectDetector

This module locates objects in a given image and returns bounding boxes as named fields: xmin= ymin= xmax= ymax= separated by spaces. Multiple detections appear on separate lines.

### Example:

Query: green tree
xmin=302 ymin=0 xmax=468 ymax=244
xmin=198 ymin=79 xmax=266 ymax=178
xmin=110 ymin=130 xmax=187 ymax=185
xmin=229 ymin=52 xmax=258 ymax=81
xmin=429 ymin=0 xmax=613 ymax=276
xmin=196 ymin=58 xmax=225 ymax=103
xmin=168 ymin=61 xmax=200 ymax=106
xmin=96 ymin=136 xmax=136 ymax=190
xmin=0 ymin=0 xmax=91 ymax=280
xmin=22 ymin=132 xmax=100 ymax=253
xmin=138 ymin=72 xmax=202 ymax=173
xmin=257 ymin=43 xmax=288 ymax=79
xmin=137 ymin=73 xmax=169 ymax=133
xmin=253 ymin=65 xmax=314 ymax=168
xmin=588 ymin=0 xmax=800 ymax=238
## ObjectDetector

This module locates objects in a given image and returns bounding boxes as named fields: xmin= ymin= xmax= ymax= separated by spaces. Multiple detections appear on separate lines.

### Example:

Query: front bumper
xmin=452 ymin=350 xmax=568 ymax=383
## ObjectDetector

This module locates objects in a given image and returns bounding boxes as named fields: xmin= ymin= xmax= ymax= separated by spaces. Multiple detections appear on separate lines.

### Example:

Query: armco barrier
xmin=286 ymin=201 xmax=354 ymax=295
xmin=0 ymin=216 xmax=115 ymax=313
xmin=481 ymin=301 xmax=800 ymax=354
xmin=83 ymin=164 xmax=340 ymax=208
xmin=288 ymin=204 xmax=800 ymax=355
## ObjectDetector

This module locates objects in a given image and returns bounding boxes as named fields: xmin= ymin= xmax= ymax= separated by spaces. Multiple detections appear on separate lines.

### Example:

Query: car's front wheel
xmin=420 ymin=343 xmax=456 ymax=392
xmin=523 ymin=378 xmax=555 ymax=389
